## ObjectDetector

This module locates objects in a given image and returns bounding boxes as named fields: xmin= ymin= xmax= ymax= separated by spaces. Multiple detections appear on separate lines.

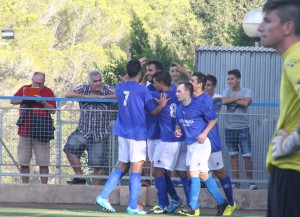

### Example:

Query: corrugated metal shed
xmin=194 ymin=46 xmax=283 ymax=188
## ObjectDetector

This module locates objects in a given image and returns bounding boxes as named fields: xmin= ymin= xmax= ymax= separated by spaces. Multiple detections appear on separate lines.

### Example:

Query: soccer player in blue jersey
xmin=146 ymin=71 xmax=187 ymax=214
xmin=143 ymin=60 xmax=163 ymax=187
xmin=95 ymin=60 xmax=168 ymax=215
xmin=175 ymin=80 xmax=228 ymax=216
xmin=191 ymin=72 xmax=235 ymax=216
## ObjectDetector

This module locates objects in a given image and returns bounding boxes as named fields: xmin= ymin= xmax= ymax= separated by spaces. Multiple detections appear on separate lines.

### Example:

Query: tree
xmin=190 ymin=0 xmax=264 ymax=46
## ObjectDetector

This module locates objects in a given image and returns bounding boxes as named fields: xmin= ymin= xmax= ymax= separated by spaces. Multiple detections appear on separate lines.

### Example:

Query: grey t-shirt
xmin=222 ymin=87 xmax=252 ymax=129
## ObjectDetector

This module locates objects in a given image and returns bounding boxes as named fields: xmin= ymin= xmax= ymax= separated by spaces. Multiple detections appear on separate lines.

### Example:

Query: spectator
xmin=221 ymin=69 xmax=257 ymax=190
xmin=258 ymin=1 xmax=300 ymax=216
xmin=10 ymin=72 xmax=56 ymax=184
xmin=63 ymin=70 xmax=115 ymax=185
xmin=205 ymin=74 xmax=222 ymax=113
xmin=169 ymin=62 xmax=191 ymax=85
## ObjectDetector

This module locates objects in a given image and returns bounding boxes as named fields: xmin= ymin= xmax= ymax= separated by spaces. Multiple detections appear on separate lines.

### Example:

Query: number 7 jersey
xmin=113 ymin=81 xmax=156 ymax=140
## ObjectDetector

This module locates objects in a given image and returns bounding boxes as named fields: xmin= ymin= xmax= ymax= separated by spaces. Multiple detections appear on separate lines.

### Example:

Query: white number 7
xmin=123 ymin=91 xmax=130 ymax=106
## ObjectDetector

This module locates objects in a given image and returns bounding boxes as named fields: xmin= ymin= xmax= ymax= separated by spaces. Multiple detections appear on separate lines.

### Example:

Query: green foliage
xmin=190 ymin=0 xmax=264 ymax=46
xmin=0 ymin=0 xmax=265 ymax=97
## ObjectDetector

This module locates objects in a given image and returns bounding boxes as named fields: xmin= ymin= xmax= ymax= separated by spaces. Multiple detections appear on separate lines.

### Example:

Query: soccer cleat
xmin=216 ymin=200 xmax=229 ymax=216
xmin=127 ymin=206 xmax=147 ymax=214
xmin=178 ymin=205 xmax=200 ymax=216
xmin=223 ymin=202 xmax=237 ymax=216
xmin=146 ymin=205 xmax=167 ymax=214
xmin=95 ymin=195 xmax=116 ymax=212
xmin=166 ymin=198 xmax=182 ymax=213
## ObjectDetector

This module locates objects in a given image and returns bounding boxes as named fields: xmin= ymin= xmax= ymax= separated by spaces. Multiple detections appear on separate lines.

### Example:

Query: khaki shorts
xmin=18 ymin=136 xmax=50 ymax=166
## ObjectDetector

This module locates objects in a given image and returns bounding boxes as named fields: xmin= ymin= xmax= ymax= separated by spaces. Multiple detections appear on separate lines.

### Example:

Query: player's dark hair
xmin=152 ymin=71 xmax=172 ymax=87
xmin=263 ymin=1 xmax=300 ymax=35
xmin=178 ymin=81 xmax=193 ymax=97
xmin=170 ymin=63 xmax=177 ymax=67
xmin=206 ymin=74 xmax=217 ymax=86
xmin=192 ymin=72 xmax=207 ymax=90
xmin=228 ymin=69 xmax=241 ymax=79
xmin=147 ymin=60 xmax=163 ymax=71
xmin=126 ymin=60 xmax=142 ymax=78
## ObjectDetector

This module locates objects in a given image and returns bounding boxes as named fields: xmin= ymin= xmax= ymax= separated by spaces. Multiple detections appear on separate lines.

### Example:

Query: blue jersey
xmin=194 ymin=93 xmax=222 ymax=152
xmin=146 ymin=84 xmax=160 ymax=139
xmin=113 ymin=81 xmax=156 ymax=140
xmin=176 ymin=99 xmax=217 ymax=145
xmin=150 ymin=87 xmax=180 ymax=142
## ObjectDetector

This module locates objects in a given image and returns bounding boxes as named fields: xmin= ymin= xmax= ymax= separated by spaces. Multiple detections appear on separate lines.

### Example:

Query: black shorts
xmin=267 ymin=166 xmax=300 ymax=217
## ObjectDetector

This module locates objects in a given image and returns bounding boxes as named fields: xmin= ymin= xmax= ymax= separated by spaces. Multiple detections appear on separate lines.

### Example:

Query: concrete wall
xmin=0 ymin=184 xmax=267 ymax=210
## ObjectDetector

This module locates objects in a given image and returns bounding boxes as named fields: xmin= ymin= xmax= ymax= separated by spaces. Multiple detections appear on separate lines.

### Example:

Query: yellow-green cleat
xmin=223 ymin=202 xmax=237 ymax=216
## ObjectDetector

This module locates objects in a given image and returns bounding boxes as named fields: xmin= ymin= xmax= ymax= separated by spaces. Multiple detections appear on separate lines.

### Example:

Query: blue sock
xmin=155 ymin=176 xmax=167 ymax=208
xmin=219 ymin=174 xmax=234 ymax=206
xmin=129 ymin=172 xmax=141 ymax=209
xmin=189 ymin=177 xmax=200 ymax=209
xmin=204 ymin=177 xmax=224 ymax=205
xmin=100 ymin=168 xmax=124 ymax=199
xmin=187 ymin=178 xmax=191 ymax=205
xmin=180 ymin=176 xmax=190 ymax=204
xmin=164 ymin=171 xmax=180 ymax=202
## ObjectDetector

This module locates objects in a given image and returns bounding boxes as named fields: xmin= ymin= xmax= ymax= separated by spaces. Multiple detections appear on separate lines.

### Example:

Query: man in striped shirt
xmin=63 ymin=70 xmax=115 ymax=185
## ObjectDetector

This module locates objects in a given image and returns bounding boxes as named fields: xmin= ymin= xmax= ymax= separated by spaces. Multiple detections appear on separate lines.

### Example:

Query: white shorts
xmin=153 ymin=141 xmax=181 ymax=171
xmin=147 ymin=139 xmax=161 ymax=162
xmin=174 ymin=141 xmax=187 ymax=171
xmin=118 ymin=137 xmax=146 ymax=163
xmin=186 ymin=138 xmax=211 ymax=172
xmin=208 ymin=151 xmax=224 ymax=171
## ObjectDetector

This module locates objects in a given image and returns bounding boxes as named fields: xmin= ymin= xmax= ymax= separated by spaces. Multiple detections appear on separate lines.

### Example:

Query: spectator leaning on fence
xmin=10 ymin=72 xmax=56 ymax=184
xmin=63 ymin=70 xmax=115 ymax=186
xmin=258 ymin=1 xmax=300 ymax=217
xmin=221 ymin=69 xmax=257 ymax=190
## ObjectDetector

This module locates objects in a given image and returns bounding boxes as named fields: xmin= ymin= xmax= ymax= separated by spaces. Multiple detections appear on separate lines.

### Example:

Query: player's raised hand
xmin=139 ymin=57 xmax=147 ymax=66
xmin=272 ymin=127 xmax=300 ymax=159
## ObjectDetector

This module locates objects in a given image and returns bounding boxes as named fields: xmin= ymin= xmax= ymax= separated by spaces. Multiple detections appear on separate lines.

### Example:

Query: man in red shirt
xmin=10 ymin=72 xmax=56 ymax=184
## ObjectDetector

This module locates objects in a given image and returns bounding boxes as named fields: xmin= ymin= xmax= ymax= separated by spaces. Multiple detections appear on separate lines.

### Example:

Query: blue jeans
xmin=63 ymin=130 xmax=108 ymax=168
xmin=225 ymin=128 xmax=251 ymax=156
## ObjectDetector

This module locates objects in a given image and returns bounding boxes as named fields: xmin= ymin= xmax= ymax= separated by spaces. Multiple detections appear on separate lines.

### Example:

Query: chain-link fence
xmin=0 ymin=96 xmax=279 ymax=189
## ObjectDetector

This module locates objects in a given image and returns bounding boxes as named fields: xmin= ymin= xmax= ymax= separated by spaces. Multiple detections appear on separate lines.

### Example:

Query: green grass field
xmin=0 ymin=206 xmax=265 ymax=217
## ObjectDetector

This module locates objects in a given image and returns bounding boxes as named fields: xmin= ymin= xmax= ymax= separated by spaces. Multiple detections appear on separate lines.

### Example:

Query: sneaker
xmin=66 ymin=178 xmax=86 ymax=185
xmin=127 ymin=206 xmax=147 ymax=214
xmin=141 ymin=179 xmax=151 ymax=187
xmin=248 ymin=183 xmax=258 ymax=190
xmin=178 ymin=205 xmax=200 ymax=216
xmin=231 ymin=182 xmax=241 ymax=189
xmin=223 ymin=202 xmax=237 ymax=216
xmin=146 ymin=205 xmax=167 ymax=214
xmin=95 ymin=195 xmax=116 ymax=212
xmin=166 ymin=198 xmax=182 ymax=213
xmin=216 ymin=200 xmax=229 ymax=216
